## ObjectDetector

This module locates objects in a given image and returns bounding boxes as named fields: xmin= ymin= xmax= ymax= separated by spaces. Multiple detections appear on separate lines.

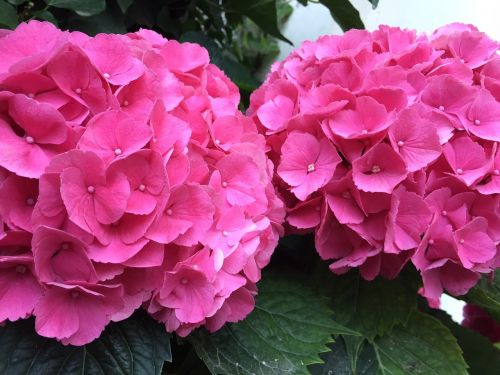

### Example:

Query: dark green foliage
xmin=0 ymin=311 xmax=171 ymax=375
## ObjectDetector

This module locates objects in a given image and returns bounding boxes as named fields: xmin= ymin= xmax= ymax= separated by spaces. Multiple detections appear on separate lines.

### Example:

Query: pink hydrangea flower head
xmin=0 ymin=21 xmax=284 ymax=344
xmin=250 ymin=23 xmax=499 ymax=291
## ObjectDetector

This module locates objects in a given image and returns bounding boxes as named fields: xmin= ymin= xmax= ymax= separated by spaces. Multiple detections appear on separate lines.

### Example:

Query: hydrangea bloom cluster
xmin=0 ymin=21 xmax=284 ymax=345
xmin=249 ymin=23 xmax=499 ymax=300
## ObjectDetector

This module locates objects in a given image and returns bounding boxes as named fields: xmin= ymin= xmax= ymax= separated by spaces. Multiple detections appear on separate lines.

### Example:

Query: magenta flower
xmin=250 ymin=23 xmax=499 ymax=296
xmin=278 ymin=132 xmax=341 ymax=200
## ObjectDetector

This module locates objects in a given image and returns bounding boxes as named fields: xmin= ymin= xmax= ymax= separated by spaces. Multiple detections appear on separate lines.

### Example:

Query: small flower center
xmin=342 ymin=191 xmax=351 ymax=199
xmin=307 ymin=163 xmax=316 ymax=173
xmin=15 ymin=265 xmax=26 ymax=274
xmin=166 ymin=209 xmax=173 ymax=215
xmin=361 ymin=129 xmax=368 ymax=134
xmin=428 ymin=239 xmax=435 ymax=245
xmin=87 ymin=185 xmax=95 ymax=194
xmin=222 ymin=230 xmax=229 ymax=237
xmin=438 ymin=105 xmax=445 ymax=111
xmin=75 ymin=88 xmax=82 ymax=94
xmin=103 ymin=72 xmax=110 ymax=79
xmin=441 ymin=210 xmax=448 ymax=216
xmin=459 ymin=238 xmax=465 ymax=244
xmin=397 ymin=140 xmax=405 ymax=147
xmin=222 ymin=181 xmax=228 ymax=187
xmin=371 ymin=165 xmax=381 ymax=174
xmin=138 ymin=184 xmax=146 ymax=192
xmin=474 ymin=119 xmax=481 ymax=125
xmin=215 ymin=139 xmax=221 ymax=145
xmin=114 ymin=148 xmax=122 ymax=156
xmin=180 ymin=278 xmax=188 ymax=285
xmin=122 ymin=100 xmax=129 ymax=107
xmin=25 ymin=135 xmax=34 ymax=144
xmin=493 ymin=169 xmax=500 ymax=176
xmin=28 ymin=93 xmax=35 ymax=98
xmin=25 ymin=197 xmax=35 ymax=206
xmin=61 ymin=242 xmax=70 ymax=250
xmin=456 ymin=168 xmax=464 ymax=175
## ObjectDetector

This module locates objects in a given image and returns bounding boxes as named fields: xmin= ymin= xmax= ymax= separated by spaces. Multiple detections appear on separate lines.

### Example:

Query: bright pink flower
xmin=78 ymin=110 xmax=152 ymax=165
xmin=443 ymin=135 xmax=493 ymax=186
xmin=32 ymin=226 xmax=97 ymax=283
xmin=352 ymin=143 xmax=408 ymax=193
xmin=0 ymin=174 xmax=38 ymax=232
xmin=0 ymin=21 xmax=66 ymax=74
xmin=82 ymin=34 xmax=145 ymax=85
xmin=147 ymin=184 xmax=214 ymax=246
xmin=58 ymin=150 xmax=130 ymax=233
xmin=278 ymin=132 xmax=341 ymax=200
xmin=384 ymin=187 xmax=432 ymax=253
xmin=0 ymin=253 xmax=42 ymax=322
xmin=211 ymin=154 xmax=262 ymax=206
xmin=461 ymin=89 xmax=500 ymax=142
xmin=329 ymin=96 xmax=389 ymax=138
xmin=34 ymin=282 xmax=123 ymax=345
xmin=388 ymin=107 xmax=441 ymax=172
xmin=0 ymin=94 xmax=70 ymax=178
xmin=160 ymin=40 xmax=209 ymax=73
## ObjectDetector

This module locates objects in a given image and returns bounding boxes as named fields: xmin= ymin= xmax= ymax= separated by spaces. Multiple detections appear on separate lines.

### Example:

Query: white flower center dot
xmin=474 ymin=119 xmax=481 ymax=125
xmin=122 ymin=100 xmax=129 ymax=106
xmin=222 ymin=181 xmax=228 ymax=187
xmin=222 ymin=230 xmax=229 ymax=237
xmin=138 ymin=184 xmax=146 ymax=192
xmin=25 ymin=136 xmax=34 ymax=144
xmin=166 ymin=209 xmax=173 ymax=215
xmin=441 ymin=210 xmax=448 ymax=216
xmin=397 ymin=140 xmax=405 ymax=147
xmin=26 ymin=198 xmax=35 ymax=206
xmin=371 ymin=165 xmax=381 ymax=174
xmin=114 ymin=148 xmax=122 ymax=156
xmin=215 ymin=139 xmax=221 ymax=145
xmin=428 ymin=239 xmax=435 ymax=245
xmin=307 ymin=163 xmax=316 ymax=173
xmin=87 ymin=186 xmax=95 ymax=194
xmin=16 ymin=265 xmax=26 ymax=273
xmin=459 ymin=239 xmax=465 ymax=244
xmin=362 ymin=129 xmax=368 ymax=134
xmin=456 ymin=168 xmax=463 ymax=175
xmin=75 ymin=88 xmax=82 ymax=94
xmin=493 ymin=169 xmax=500 ymax=176
xmin=103 ymin=73 xmax=110 ymax=79
xmin=438 ymin=105 xmax=445 ymax=111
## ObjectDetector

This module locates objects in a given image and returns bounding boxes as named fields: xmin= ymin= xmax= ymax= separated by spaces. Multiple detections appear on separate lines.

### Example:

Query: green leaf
xmin=426 ymin=308 xmax=500 ymax=375
xmin=329 ymin=269 xmax=419 ymax=341
xmin=462 ymin=271 xmax=500 ymax=322
xmin=47 ymin=0 xmax=105 ymax=16
xmin=117 ymin=0 xmax=133 ymax=13
xmin=0 ymin=312 xmax=171 ymax=374
xmin=7 ymin=0 xmax=25 ymax=5
xmin=0 ymin=0 xmax=18 ymax=29
xmin=373 ymin=311 xmax=468 ymax=375
xmin=224 ymin=0 xmax=292 ymax=44
xmin=368 ymin=0 xmax=379 ymax=8
xmin=318 ymin=0 xmax=364 ymax=31
xmin=309 ymin=336 xmax=379 ymax=375
xmin=32 ymin=10 xmax=58 ymax=25
xmin=190 ymin=271 xmax=359 ymax=375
